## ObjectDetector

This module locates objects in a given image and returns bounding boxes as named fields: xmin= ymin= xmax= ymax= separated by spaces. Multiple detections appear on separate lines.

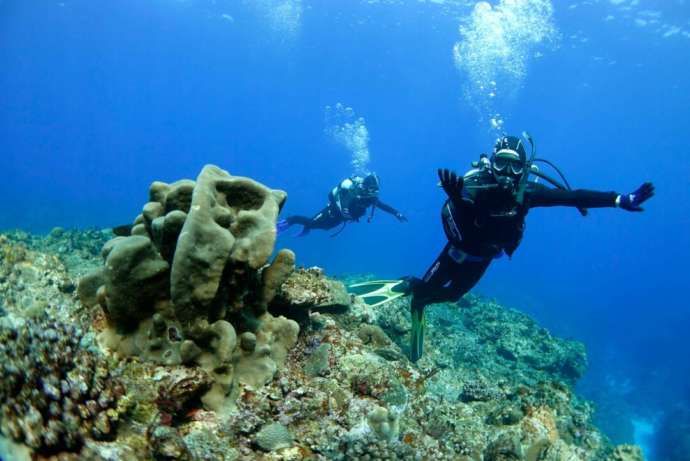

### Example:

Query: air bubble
xmin=325 ymin=104 xmax=371 ymax=176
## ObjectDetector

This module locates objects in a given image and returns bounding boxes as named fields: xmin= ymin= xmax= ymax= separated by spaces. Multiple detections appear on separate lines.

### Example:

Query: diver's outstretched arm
xmin=527 ymin=182 xmax=655 ymax=210
xmin=374 ymin=199 xmax=407 ymax=222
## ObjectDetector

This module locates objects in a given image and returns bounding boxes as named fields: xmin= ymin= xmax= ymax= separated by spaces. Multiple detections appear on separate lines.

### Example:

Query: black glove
xmin=438 ymin=168 xmax=464 ymax=204
xmin=395 ymin=212 xmax=408 ymax=223
xmin=618 ymin=182 xmax=655 ymax=212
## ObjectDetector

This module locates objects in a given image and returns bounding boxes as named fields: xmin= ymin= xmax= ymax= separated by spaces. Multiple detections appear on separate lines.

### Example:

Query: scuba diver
xmin=349 ymin=134 xmax=655 ymax=362
xmin=279 ymin=173 xmax=407 ymax=236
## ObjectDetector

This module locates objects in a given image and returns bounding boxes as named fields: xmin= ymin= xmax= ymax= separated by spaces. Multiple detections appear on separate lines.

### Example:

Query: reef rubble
xmin=0 ymin=165 xmax=644 ymax=460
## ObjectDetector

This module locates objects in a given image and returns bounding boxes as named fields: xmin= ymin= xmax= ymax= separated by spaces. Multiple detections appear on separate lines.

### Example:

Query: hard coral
xmin=273 ymin=267 xmax=351 ymax=321
xmin=0 ymin=315 xmax=125 ymax=456
xmin=341 ymin=432 xmax=420 ymax=461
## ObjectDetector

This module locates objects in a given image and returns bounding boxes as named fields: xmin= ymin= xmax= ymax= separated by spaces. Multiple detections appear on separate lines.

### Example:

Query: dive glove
xmin=395 ymin=212 xmax=408 ymax=223
xmin=617 ymin=182 xmax=655 ymax=212
xmin=438 ymin=169 xmax=464 ymax=205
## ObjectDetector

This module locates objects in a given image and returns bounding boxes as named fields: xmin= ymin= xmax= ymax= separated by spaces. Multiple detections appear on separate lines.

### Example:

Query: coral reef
xmin=363 ymin=291 xmax=588 ymax=392
xmin=3 ymin=227 xmax=111 ymax=278
xmin=606 ymin=444 xmax=644 ymax=461
xmin=0 ymin=315 xmax=125 ymax=457
xmin=0 ymin=169 xmax=645 ymax=460
xmin=0 ymin=235 xmax=82 ymax=324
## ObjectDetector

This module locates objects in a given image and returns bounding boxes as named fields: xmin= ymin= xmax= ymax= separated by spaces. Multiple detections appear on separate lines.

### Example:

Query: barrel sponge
xmin=171 ymin=165 xmax=286 ymax=323
xmin=149 ymin=179 xmax=195 ymax=214
xmin=102 ymin=235 xmax=169 ymax=329
xmin=233 ymin=313 xmax=299 ymax=388
xmin=79 ymin=165 xmax=296 ymax=411
xmin=262 ymin=249 xmax=296 ymax=307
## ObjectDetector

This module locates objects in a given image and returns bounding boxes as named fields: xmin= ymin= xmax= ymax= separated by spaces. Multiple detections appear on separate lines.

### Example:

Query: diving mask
xmin=492 ymin=150 xmax=525 ymax=176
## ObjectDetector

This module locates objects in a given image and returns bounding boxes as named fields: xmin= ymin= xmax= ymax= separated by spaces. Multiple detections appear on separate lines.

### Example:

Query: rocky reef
xmin=0 ymin=165 xmax=645 ymax=460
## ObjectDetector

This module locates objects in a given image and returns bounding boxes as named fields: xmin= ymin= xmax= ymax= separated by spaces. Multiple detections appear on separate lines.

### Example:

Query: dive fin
xmin=347 ymin=279 xmax=407 ymax=308
xmin=410 ymin=305 xmax=425 ymax=362
xmin=296 ymin=225 xmax=311 ymax=237
xmin=276 ymin=219 xmax=291 ymax=236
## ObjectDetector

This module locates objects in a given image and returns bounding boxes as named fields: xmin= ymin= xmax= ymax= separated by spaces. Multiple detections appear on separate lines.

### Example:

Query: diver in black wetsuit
xmin=279 ymin=173 xmax=407 ymax=236
xmin=403 ymin=134 xmax=655 ymax=361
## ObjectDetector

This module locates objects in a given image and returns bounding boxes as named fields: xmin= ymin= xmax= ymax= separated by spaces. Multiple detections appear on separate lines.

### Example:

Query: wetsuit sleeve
xmin=374 ymin=199 xmax=401 ymax=216
xmin=527 ymin=183 xmax=618 ymax=209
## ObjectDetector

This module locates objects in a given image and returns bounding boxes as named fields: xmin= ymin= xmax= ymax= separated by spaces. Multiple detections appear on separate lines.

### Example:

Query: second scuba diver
xmin=279 ymin=173 xmax=407 ymax=236
xmin=352 ymin=134 xmax=655 ymax=362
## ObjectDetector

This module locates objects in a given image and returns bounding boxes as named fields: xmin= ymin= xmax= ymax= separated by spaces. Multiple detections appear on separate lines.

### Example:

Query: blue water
xmin=2 ymin=1 xmax=689 ymax=458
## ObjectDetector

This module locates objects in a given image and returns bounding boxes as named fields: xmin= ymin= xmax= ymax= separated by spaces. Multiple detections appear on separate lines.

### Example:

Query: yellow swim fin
xmin=347 ymin=279 xmax=407 ymax=308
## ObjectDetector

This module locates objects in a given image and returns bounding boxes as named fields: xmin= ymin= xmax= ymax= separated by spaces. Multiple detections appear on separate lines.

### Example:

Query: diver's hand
xmin=395 ymin=212 xmax=408 ymax=223
xmin=438 ymin=169 xmax=464 ymax=202
xmin=617 ymin=182 xmax=655 ymax=212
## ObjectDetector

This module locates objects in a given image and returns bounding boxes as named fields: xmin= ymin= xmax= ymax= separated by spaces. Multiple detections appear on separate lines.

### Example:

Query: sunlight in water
xmin=632 ymin=418 xmax=655 ymax=460
xmin=324 ymin=103 xmax=372 ymax=176
xmin=453 ymin=0 xmax=558 ymax=135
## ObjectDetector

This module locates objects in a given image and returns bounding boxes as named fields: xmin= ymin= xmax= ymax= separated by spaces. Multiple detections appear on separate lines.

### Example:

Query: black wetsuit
xmin=286 ymin=179 xmax=403 ymax=233
xmin=410 ymin=169 xmax=619 ymax=312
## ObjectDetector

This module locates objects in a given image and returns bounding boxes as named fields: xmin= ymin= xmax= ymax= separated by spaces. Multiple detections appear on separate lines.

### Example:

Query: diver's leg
xmin=407 ymin=245 xmax=491 ymax=362
xmin=411 ymin=246 xmax=490 ymax=306
xmin=444 ymin=259 xmax=491 ymax=303
xmin=409 ymin=243 xmax=457 ymax=306
xmin=307 ymin=206 xmax=343 ymax=231
xmin=284 ymin=215 xmax=316 ymax=236
xmin=407 ymin=243 xmax=456 ymax=362
xmin=285 ymin=207 xmax=341 ymax=235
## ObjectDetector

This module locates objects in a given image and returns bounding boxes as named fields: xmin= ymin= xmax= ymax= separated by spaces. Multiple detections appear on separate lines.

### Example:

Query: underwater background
xmin=1 ymin=0 xmax=689 ymax=459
